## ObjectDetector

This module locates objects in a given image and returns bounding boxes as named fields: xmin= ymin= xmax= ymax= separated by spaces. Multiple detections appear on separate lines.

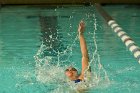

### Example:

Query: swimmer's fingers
xmin=78 ymin=21 xmax=85 ymax=33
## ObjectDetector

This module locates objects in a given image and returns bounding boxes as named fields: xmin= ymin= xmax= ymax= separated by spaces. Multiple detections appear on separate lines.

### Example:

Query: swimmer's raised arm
xmin=78 ymin=21 xmax=89 ymax=80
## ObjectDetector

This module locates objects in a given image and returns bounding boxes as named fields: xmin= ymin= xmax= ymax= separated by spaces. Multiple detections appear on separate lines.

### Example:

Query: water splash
xmin=86 ymin=14 xmax=110 ymax=87
xmin=34 ymin=7 xmax=110 ymax=92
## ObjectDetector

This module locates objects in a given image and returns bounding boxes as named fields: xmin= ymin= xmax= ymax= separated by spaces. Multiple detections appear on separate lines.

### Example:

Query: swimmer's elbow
xmin=82 ymin=54 xmax=89 ymax=59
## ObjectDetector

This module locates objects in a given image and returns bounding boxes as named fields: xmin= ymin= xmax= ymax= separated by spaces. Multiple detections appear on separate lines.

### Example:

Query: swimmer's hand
xmin=78 ymin=21 xmax=85 ymax=34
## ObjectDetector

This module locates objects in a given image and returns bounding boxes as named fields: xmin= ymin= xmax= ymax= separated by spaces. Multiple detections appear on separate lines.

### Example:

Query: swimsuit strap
xmin=74 ymin=79 xmax=81 ymax=83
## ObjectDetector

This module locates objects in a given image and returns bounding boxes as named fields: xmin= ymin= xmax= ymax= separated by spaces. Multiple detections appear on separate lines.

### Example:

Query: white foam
xmin=36 ymin=64 xmax=65 ymax=84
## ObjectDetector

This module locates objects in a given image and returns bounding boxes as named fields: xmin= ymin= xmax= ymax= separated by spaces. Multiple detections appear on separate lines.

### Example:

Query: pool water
xmin=0 ymin=5 xmax=140 ymax=93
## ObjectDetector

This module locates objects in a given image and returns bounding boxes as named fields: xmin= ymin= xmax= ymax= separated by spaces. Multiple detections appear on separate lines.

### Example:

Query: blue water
xmin=0 ymin=5 xmax=140 ymax=93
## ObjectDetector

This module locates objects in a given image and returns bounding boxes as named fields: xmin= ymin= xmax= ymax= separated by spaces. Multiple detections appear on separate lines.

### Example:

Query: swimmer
xmin=65 ymin=21 xmax=90 ymax=83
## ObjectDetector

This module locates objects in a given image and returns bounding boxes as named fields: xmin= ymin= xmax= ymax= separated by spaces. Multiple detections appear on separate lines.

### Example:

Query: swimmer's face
xmin=65 ymin=67 xmax=78 ymax=78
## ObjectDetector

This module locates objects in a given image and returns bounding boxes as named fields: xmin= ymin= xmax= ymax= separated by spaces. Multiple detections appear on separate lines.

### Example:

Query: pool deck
xmin=1 ymin=0 xmax=140 ymax=5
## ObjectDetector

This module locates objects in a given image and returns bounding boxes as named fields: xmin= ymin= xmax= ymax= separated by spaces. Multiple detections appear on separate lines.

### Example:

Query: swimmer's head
xmin=65 ymin=67 xmax=78 ymax=79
